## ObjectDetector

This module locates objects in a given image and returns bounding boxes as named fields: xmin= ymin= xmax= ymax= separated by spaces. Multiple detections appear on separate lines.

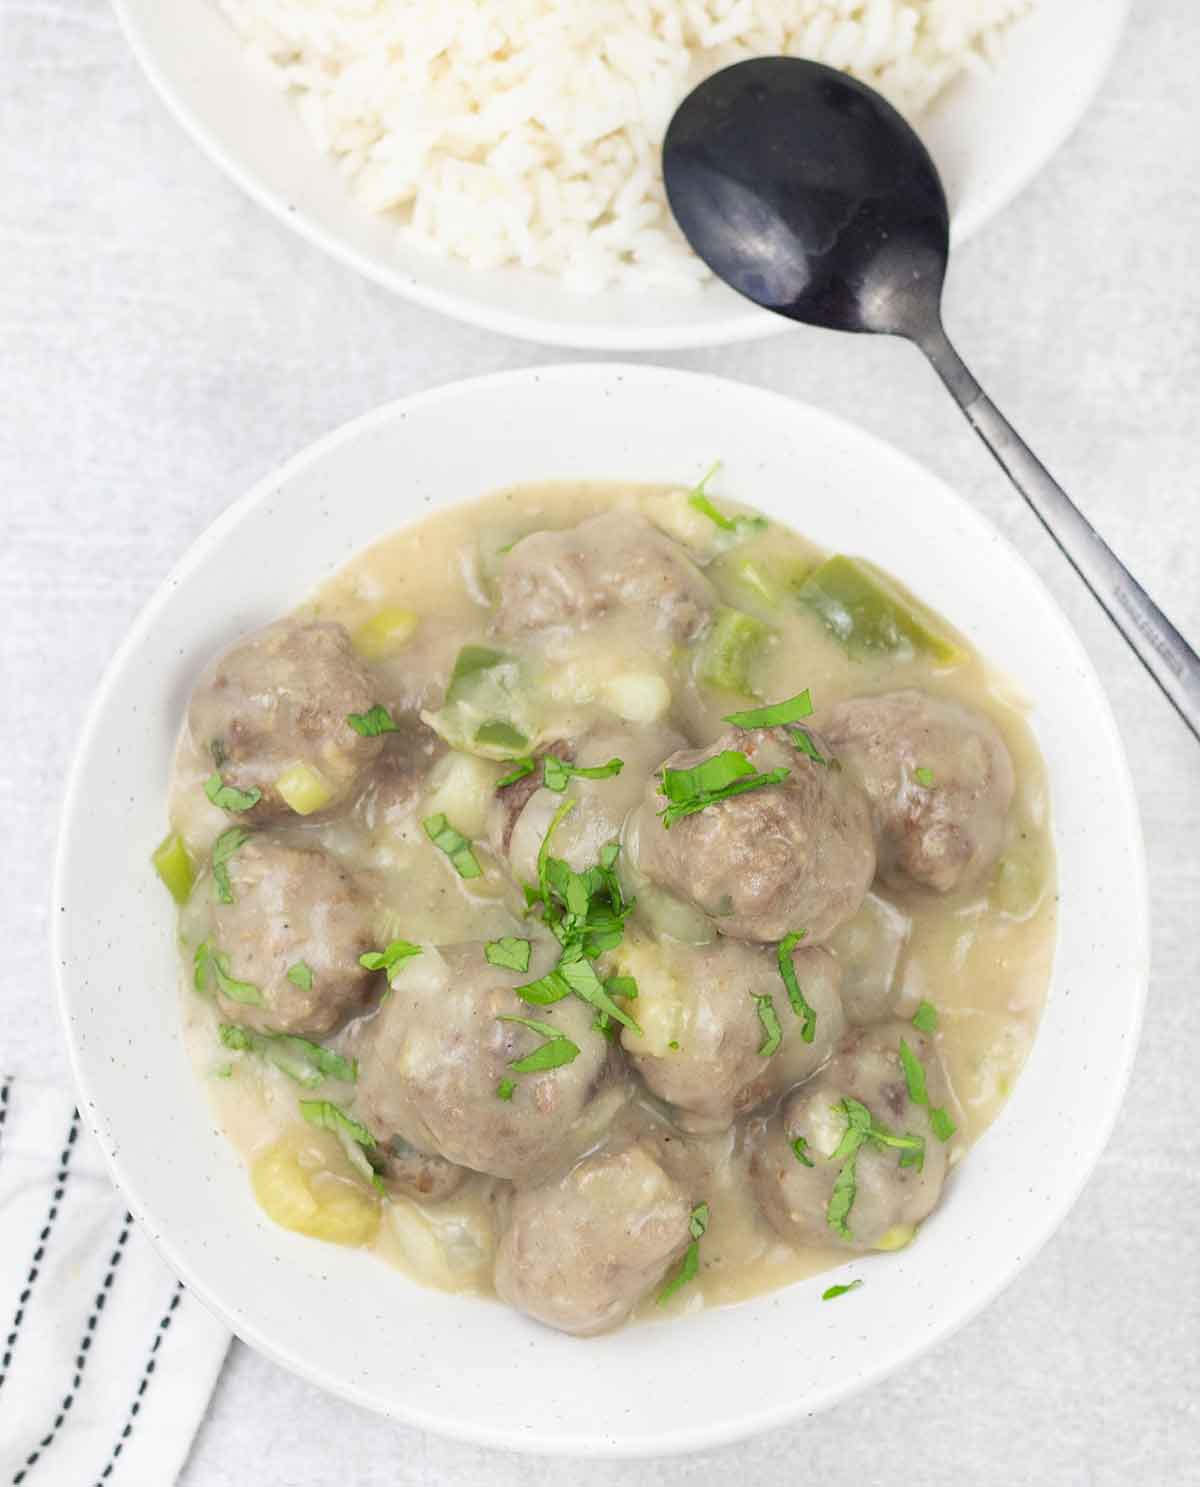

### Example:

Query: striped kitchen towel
xmin=0 ymin=1079 xmax=229 ymax=1484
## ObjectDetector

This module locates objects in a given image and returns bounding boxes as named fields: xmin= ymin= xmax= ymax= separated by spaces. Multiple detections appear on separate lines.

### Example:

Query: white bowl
xmin=113 ymin=0 xmax=1129 ymax=350
xmin=55 ymin=365 xmax=1147 ymax=1455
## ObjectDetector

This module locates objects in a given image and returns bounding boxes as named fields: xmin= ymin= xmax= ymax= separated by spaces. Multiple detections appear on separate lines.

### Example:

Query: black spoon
xmin=663 ymin=56 xmax=1200 ymax=743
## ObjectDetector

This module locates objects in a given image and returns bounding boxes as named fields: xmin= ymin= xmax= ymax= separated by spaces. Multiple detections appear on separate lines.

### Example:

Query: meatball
xmin=749 ymin=1021 xmax=955 ymax=1252
xmin=187 ymin=618 xmax=382 ymax=822
xmin=493 ymin=1143 xmax=692 ymax=1335
xmin=355 ymin=719 xmax=445 ymax=834
xmin=206 ymin=835 xmax=378 ymax=1037
xmin=623 ymin=938 xmax=846 ymax=1131
xmin=824 ymin=690 xmax=1015 ymax=894
xmin=491 ymin=721 xmax=686 ymax=883
xmin=377 ymin=1137 xmax=468 ymax=1204
xmin=354 ymin=942 xmax=623 ymax=1181
xmin=496 ymin=512 xmax=716 ymax=646
xmin=629 ymin=727 xmax=875 ymax=943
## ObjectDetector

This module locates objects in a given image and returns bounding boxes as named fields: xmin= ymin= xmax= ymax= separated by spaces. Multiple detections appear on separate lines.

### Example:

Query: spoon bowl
xmin=663 ymin=57 xmax=1200 ymax=742
xmin=664 ymin=58 xmax=948 ymax=339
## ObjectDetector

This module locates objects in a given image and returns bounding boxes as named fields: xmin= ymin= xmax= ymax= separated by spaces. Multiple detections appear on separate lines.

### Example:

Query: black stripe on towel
xmin=0 ymin=1078 xmax=11 ymax=1146
xmin=94 ymin=1283 xmax=185 ymax=1485
xmin=0 ymin=1109 xmax=80 ymax=1394
xmin=10 ymin=1216 xmax=132 ymax=1486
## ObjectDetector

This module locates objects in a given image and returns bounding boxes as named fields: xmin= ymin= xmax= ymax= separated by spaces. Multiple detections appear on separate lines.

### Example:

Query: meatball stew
xmin=159 ymin=480 xmax=1056 ymax=1334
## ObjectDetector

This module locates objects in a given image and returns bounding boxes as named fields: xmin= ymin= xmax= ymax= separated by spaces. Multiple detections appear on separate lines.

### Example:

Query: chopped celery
xmin=796 ymin=556 xmax=961 ymax=663
xmin=694 ymin=607 xmax=773 ymax=697
xmin=875 ymin=1224 xmax=917 ymax=1252
xmin=152 ymin=831 xmax=194 ymax=904
xmin=351 ymin=607 xmax=418 ymax=661
xmin=276 ymin=762 xmax=333 ymax=816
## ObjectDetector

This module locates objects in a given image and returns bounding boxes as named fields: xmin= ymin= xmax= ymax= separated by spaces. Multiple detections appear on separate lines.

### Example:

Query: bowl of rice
xmin=115 ymin=0 xmax=1129 ymax=348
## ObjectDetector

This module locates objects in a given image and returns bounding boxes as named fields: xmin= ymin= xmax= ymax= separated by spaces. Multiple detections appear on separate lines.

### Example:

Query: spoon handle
xmin=920 ymin=326 xmax=1200 ymax=744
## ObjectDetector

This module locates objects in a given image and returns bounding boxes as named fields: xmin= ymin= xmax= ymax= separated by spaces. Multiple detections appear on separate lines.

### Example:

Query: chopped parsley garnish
xmin=485 ymin=937 xmax=532 ymax=974
xmin=897 ymin=1037 xmax=956 ymax=1143
xmin=511 ymin=970 xmax=570 ymax=1005
xmin=193 ymin=941 xmax=263 ymax=1006
xmin=542 ymin=755 xmax=625 ymax=793
xmin=658 ymin=1202 xmax=710 ymax=1305
xmin=359 ymin=940 xmax=422 ymax=980
xmin=536 ymin=797 xmax=575 ymax=884
xmin=822 ymin=1280 xmax=863 ymax=1301
xmin=914 ymin=767 xmax=935 ymax=787
xmin=496 ymin=1078 xmax=516 ymax=1101
xmin=688 ymin=464 xmax=767 ymax=539
xmin=754 ymin=995 xmax=782 ymax=1057
xmin=723 ymin=690 xmax=814 ymax=729
xmin=219 ymin=1023 xmax=354 ymax=1088
xmin=516 ymin=810 xmax=642 ymax=1035
xmin=830 ymin=1095 xmax=873 ymax=1162
xmin=298 ymin=1099 xmax=384 ymax=1191
xmin=898 ymin=1038 xmax=929 ymax=1107
xmin=203 ymin=772 xmax=261 ymax=813
xmin=825 ymin=1097 xmax=926 ymax=1240
xmin=346 ymin=704 xmax=399 ymax=737
xmin=496 ymin=756 xmax=536 ymax=789
xmin=787 ymin=727 xmax=828 ymax=766
xmin=210 ymin=826 xmax=252 ymax=904
xmin=556 ymin=951 xmax=640 ymax=1033
xmin=497 ymin=1013 xmax=581 ymax=1073
xmin=827 ymin=1153 xmax=861 ymax=1240
xmin=912 ymin=1000 xmax=938 ymax=1033
xmin=657 ymin=750 xmax=789 ymax=828
xmin=591 ymin=976 xmax=640 ymax=1039
xmin=777 ymin=930 xmax=816 ymax=1042
xmin=791 ymin=1136 xmax=814 ymax=1167
xmin=286 ymin=960 xmax=313 ymax=992
xmin=423 ymin=812 xmax=482 ymax=879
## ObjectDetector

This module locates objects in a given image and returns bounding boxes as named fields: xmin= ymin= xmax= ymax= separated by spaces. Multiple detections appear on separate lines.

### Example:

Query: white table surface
xmin=4 ymin=1 xmax=1198 ymax=1482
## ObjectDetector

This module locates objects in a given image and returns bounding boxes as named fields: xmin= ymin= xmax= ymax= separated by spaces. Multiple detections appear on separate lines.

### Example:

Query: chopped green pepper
xmin=796 ymin=555 xmax=961 ymax=663
xmin=694 ymin=607 xmax=773 ymax=696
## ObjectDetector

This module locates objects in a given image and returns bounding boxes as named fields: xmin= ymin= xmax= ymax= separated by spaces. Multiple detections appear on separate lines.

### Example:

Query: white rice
xmin=214 ymin=0 xmax=1032 ymax=292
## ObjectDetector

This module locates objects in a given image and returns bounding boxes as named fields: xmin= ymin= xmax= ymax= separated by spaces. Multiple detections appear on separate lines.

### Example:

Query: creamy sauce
xmin=170 ymin=481 xmax=1057 ymax=1318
